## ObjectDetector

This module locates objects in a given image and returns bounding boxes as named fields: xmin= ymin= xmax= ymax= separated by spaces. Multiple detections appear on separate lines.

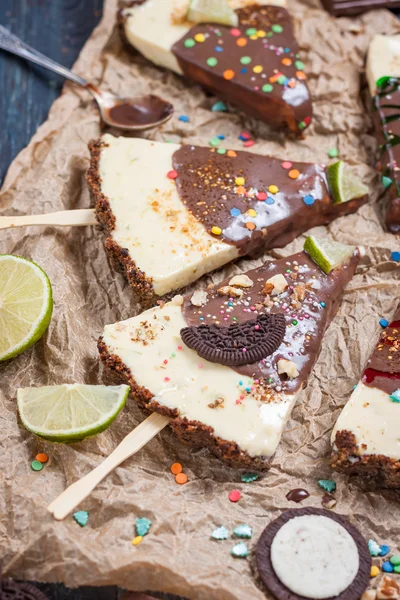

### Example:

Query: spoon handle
xmin=0 ymin=25 xmax=87 ymax=88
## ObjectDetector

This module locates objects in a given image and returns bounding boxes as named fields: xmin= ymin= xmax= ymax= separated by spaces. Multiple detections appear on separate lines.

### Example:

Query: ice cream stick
xmin=47 ymin=412 xmax=170 ymax=521
xmin=0 ymin=208 xmax=96 ymax=230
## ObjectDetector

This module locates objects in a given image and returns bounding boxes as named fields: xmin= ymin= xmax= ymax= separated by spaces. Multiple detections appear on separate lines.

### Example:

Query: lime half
xmin=327 ymin=161 xmax=368 ymax=205
xmin=17 ymin=384 xmax=130 ymax=442
xmin=0 ymin=255 xmax=53 ymax=362
xmin=304 ymin=236 xmax=355 ymax=274
xmin=187 ymin=0 xmax=239 ymax=27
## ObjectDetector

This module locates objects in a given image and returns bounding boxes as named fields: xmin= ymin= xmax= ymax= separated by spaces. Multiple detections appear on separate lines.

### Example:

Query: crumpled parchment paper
xmin=1 ymin=1 xmax=400 ymax=598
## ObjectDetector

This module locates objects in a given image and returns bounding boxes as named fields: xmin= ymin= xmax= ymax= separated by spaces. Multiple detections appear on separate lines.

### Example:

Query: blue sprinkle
xmin=383 ymin=561 xmax=394 ymax=573
xmin=179 ymin=115 xmax=189 ymax=122
xmin=231 ymin=207 xmax=241 ymax=217
xmin=285 ymin=47 xmax=290 ymax=52
xmin=240 ymin=67 xmax=248 ymax=74
xmin=382 ymin=175 xmax=392 ymax=189
xmin=73 ymin=510 xmax=89 ymax=527
xmin=228 ymin=302 xmax=233 ymax=307
xmin=239 ymin=381 xmax=243 ymax=386
xmin=266 ymin=197 xmax=275 ymax=205
xmin=283 ymin=78 xmax=289 ymax=85
xmin=389 ymin=389 xmax=400 ymax=403
xmin=380 ymin=545 xmax=391 ymax=557
xmin=215 ymin=46 xmax=224 ymax=52
xmin=320 ymin=301 xmax=326 ymax=308
xmin=245 ymin=387 xmax=251 ymax=393
xmin=211 ymin=101 xmax=228 ymax=112
xmin=218 ymin=135 xmax=225 ymax=140
xmin=200 ymin=317 xmax=204 ymax=321
xmin=303 ymin=195 xmax=315 ymax=206
xmin=353 ymin=384 xmax=357 ymax=389
xmin=391 ymin=251 xmax=400 ymax=262
xmin=380 ymin=318 xmax=389 ymax=328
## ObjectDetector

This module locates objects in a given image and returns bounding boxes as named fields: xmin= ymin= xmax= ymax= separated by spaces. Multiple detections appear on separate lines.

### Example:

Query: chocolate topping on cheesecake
xmin=362 ymin=309 xmax=400 ymax=396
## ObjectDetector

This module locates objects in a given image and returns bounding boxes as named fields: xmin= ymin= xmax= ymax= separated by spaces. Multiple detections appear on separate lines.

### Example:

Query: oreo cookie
xmin=256 ymin=507 xmax=371 ymax=600
xmin=180 ymin=313 xmax=286 ymax=366
xmin=0 ymin=581 xmax=48 ymax=600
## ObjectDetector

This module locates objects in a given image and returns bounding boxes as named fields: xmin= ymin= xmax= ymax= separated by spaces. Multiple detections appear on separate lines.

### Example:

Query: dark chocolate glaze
xmin=362 ymin=307 xmax=400 ymax=395
xmin=106 ymin=95 xmax=173 ymax=127
xmin=182 ymin=249 xmax=360 ymax=394
xmin=320 ymin=0 xmax=400 ymax=16
xmin=173 ymin=145 xmax=368 ymax=255
xmin=172 ymin=5 xmax=312 ymax=135
xmin=285 ymin=488 xmax=310 ymax=502
xmin=373 ymin=78 xmax=400 ymax=233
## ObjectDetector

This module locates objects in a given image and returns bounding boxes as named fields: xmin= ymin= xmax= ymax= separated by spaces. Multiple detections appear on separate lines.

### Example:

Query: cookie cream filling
xmin=102 ymin=301 xmax=299 ymax=458
xmin=331 ymin=382 xmax=400 ymax=460
xmin=123 ymin=0 xmax=287 ymax=74
xmin=99 ymin=135 xmax=238 ymax=297
xmin=271 ymin=515 xmax=359 ymax=599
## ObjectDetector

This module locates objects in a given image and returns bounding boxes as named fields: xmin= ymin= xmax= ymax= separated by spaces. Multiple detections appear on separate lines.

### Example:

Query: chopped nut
xmin=208 ymin=397 xmax=225 ymax=409
xmin=265 ymin=274 xmax=288 ymax=296
xmin=263 ymin=295 xmax=273 ymax=308
xmin=277 ymin=359 xmax=299 ymax=379
xmin=191 ymin=290 xmax=208 ymax=307
xmin=172 ymin=294 xmax=184 ymax=306
xmin=321 ymin=492 xmax=337 ymax=509
xmin=294 ymin=283 xmax=306 ymax=301
xmin=217 ymin=285 xmax=244 ymax=298
xmin=362 ymin=591 xmax=377 ymax=600
xmin=377 ymin=576 xmax=400 ymax=600
xmin=164 ymin=316 xmax=170 ymax=321
xmin=261 ymin=282 xmax=274 ymax=296
xmin=229 ymin=274 xmax=254 ymax=288
xmin=255 ymin=303 xmax=264 ymax=311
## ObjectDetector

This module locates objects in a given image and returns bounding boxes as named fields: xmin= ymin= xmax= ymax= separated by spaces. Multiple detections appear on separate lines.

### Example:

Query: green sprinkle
xmin=277 ymin=75 xmax=286 ymax=85
xmin=390 ymin=555 xmax=400 ymax=566
xmin=394 ymin=565 xmax=400 ymax=574
xmin=31 ymin=460 xmax=43 ymax=472
xmin=390 ymin=390 xmax=400 ymax=403
xmin=217 ymin=148 xmax=227 ymax=154
xmin=231 ymin=542 xmax=249 ymax=558
xmin=292 ymin=320 xmax=298 ymax=326
xmin=328 ymin=148 xmax=339 ymax=158
xmin=246 ymin=28 xmax=257 ymax=36
xmin=318 ymin=479 xmax=336 ymax=493
xmin=207 ymin=57 xmax=218 ymax=67
xmin=295 ymin=60 xmax=305 ymax=70
xmin=211 ymin=526 xmax=229 ymax=540
xmin=266 ymin=31 xmax=273 ymax=37
xmin=241 ymin=472 xmax=259 ymax=483
xmin=240 ymin=56 xmax=252 ymax=65
xmin=136 ymin=517 xmax=152 ymax=537
xmin=298 ymin=121 xmax=306 ymax=130
xmin=232 ymin=317 xmax=237 ymax=321
xmin=267 ymin=377 xmax=273 ymax=383
xmin=382 ymin=175 xmax=392 ymax=189
xmin=184 ymin=39 xmax=195 ymax=48
xmin=262 ymin=83 xmax=273 ymax=92
xmin=272 ymin=24 xmax=283 ymax=33
xmin=73 ymin=510 xmax=89 ymax=527
xmin=233 ymin=524 xmax=252 ymax=539
xmin=211 ymin=101 xmax=228 ymax=112
xmin=209 ymin=137 xmax=221 ymax=147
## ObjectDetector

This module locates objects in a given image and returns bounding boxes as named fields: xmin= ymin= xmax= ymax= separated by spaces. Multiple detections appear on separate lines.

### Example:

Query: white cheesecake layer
xmin=99 ymin=134 xmax=238 ymax=297
xmin=271 ymin=515 xmax=359 ymax=600
xmin=331 ymin=382 xmax=400 ymax=460
xmin=123 ymin=0 xmax=287 ymax=75
xmin=366 ymin=34 xmax=400 ymax=95
xmin=102 ymin=301 xmax=299 ymax=458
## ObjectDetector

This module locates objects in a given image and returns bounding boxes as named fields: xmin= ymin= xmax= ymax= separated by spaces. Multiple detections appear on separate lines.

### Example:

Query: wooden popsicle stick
xmin=0 ymin=208 xmax=96 ymax=230
xmin=47 ymin=413 xmax=170 ymax=521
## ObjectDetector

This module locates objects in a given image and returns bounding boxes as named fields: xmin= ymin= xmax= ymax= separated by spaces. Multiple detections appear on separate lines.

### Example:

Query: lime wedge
xmin=0 ymin=255 xmax=53 ymax=362
xmin=187 ymin=0 xmax=239 ymax=27
xmin=304 ymin=236 xmax=356 ymax=274
xmin=327 ymin=161 xmax=368 ymax=205
xmin=17 ymin=384 xmax=130 ymax=442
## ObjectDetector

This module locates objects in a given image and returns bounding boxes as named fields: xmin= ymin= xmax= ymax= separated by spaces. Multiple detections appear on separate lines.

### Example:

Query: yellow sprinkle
xmin=194 ymin=33 xmax=206 ymax=42
xmin=211 ymin=226 xmax=222 ymax=235
xmin=257 ymin=30 xmax=266 ymax=37
xmin=253 ymin=65 xmax=263 ymax=74
xmin=268 ymin=184 xmax=279 ymax=194
xmin=235 ymin=176 xmax=245 ymax=186
xmin=132 ymin=536 xmax=143 ymax=546
xmin=247 ymin=209 xmax=257 ymax=217
xmin=370 ymin=566 xmax=380 ymax=578
xmin=250 ymin=34 xmax=258 ymax=40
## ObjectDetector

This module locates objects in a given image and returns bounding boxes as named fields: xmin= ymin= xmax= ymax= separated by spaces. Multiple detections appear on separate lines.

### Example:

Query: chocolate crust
xmin=256 ymin=507 xmax=371 ymax=600
xmin=0 ymin=580 xmax=49 ymax=600
xmin=331 ymin=429 xmax=400 ymax=489
xmin=98 ymin=337 xmax=273 ymax=469
xmin=86 ymin=139 xmax=158 ymax=308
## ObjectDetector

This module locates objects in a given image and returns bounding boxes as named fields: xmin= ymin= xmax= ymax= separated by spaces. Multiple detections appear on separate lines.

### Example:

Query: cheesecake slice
xmin=87 ymin=134 xmax=367 ymax=306
xmin=99 ymin=237 xmax=362 ymax=469
xmin=366 ymin=35 xmax=400 ymax=233
xmin=331 ymin=306 xmax=400 ymax=488
xmin=121 ymin=0 xmax=312 ymax=135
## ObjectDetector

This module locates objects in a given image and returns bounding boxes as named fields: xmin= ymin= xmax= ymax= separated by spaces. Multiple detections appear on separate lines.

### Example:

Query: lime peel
xmin=327 ymin=161 xmax=368 ymax=205
xmin=187 ymin=0 xmax=239 ymax=27
xmin=304 ymin=235 xmax=356 ymax=274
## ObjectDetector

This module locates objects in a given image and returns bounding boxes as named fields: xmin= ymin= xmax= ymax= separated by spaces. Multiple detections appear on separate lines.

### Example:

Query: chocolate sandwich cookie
xmin=256 ymin=507 xmax=371 ymax=600
xmin=0 ymin=580 xmax=48 ymax=600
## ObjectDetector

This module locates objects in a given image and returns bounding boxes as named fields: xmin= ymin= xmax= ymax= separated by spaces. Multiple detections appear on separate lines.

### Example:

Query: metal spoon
xmin=0 ymin=25 xmax=174 ymax=131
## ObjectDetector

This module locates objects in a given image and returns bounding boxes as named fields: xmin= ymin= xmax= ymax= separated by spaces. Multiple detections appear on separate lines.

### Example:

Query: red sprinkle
xmin=229 ymin=490 xmax=241 ymax=503
xmin=281 ymin=161 xmax=292 ymax=169
xmin=167 ymin=170 xmax=178 ymax=179
xmin=230 ymin=28 xmax=241 ymax=36
xmin=244 ymin=140 xmax=255 ymax=147
xmin=240 ymin=131 xmax=251 ymax=140
xmin=257 ymin=192 xmax=267 ymax=200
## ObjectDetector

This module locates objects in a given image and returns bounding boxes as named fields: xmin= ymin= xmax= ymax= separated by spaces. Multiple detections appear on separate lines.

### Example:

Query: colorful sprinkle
xmin=207 ymin=57 xmax=218 ymax=67
xmin=35 ymin=453 xmax=48 ymax=463
xmin=194 ymin=33 xmax=206 ymax=43
xmin=209 ymin=136 xmax=221 ymax=147
xmin=382 ymin=176 xmax=392 ymax=188
xmin=237 ymin=37 xmax=247 ymax=47
xmin=223 ymin=69 xmax=235 ymax=80
xmin=217 ymin=148 xmax=227 ymax=154
xmin=244 ymin=140 xmax=255 ymax=147
xmin=266 ymin=197 xmax=275 ymax=205
xmin=171 ymin=462 xmax=183 ymax=475
xmin=230 ymin=28 xmax=241 ymax=37
xmin=370 ymin=565 xmax=380 ymax=578
xmin=295 ymin=60 xmax=305 ymax=70
xmin=262 ymin=83 xmax=273 ymax=92
xmin=303 ymin=195 xmax=315 ymax=206
xmin=253 ymin=65 xmax=263 ymax=73
xmin=391 ymin=251 xmax=400 ymax=261
xmin=31 ymin=460 xmax=43 ymax=472
xmin=297 ymin=71 xmax=307 ymax=80
xmin=272 ymin=24 xmax=283 ymax=33
xmin=380 ymin=318 xmax=389 ymax=328
xmin=257 ymin=30 xmax=266 ymax=37
xmin=368 ymin=539 xmax=381 ymax=557
xmin=233 ymin=524 xmax=252 ymax=539
xmin=390 ymin=555 xmax=400 ymax=566
xmin=245 ymin=222 xmax=256 ymax=230
xmin=167 ymin=170 xmax=178 ymax=179
xmin=235 ymin=176 xmax=245 ymax=186
xmin=184 ymin=38 xmax=195 ymax=48
xmin=136 ymin=517 xmax=152 ymax=537
xmin=211 ymin=526 xmax=229 ymax=540
xmin=231 ymin=542 xmax=249 ymax=558
xmin=328 ymin=148 xmax=339 ymax=158
xmin=268 ymin=185 xmax=279 ymax=194
xmin=247 ymin=209 xmax=257 ymax=217
xmin=383 ymin=561 xmax=394 ymax=573
xmin=379 ymin=545 xmax=391 ymax=557
xmin=241 ymin=472 xmax=259 ymax=483
xmin=211 ymin=101 xmax=228 ymax=112
xmin=179 ymin=115 xmax=189 ymax=122
xmin=230 ymin=207 xmax=241 ymax=217
xmin=73 ymin=510 xmax=89 ymax=527
xmin=282 ymin=57 xmax=292 ymax=66
xmin=227 ymin=150 xmax=237 ymax=157
xmin=132 ymin=536 xmax=143 ymax=546
xmin=175 ymin=472 xmax=188 ymax=485
xmin=229 ymin=489 xmax=241 ymax=503
xmin=240 ymin=56 xmax=252 ymax=65
xmin=318 ymin=479 xmax=336 ymax=493
xmin=389 ymin=390 xmax=400 ymax=403
xmin=246 ymin=27 xmax=257 ymax=36
xmin=288 ymin=169 xmax=300 ymax=179
xmin=281 ymin=161 xmax=292 ymax=169
xmin=257 ymin=192 xmax=267 ymax=201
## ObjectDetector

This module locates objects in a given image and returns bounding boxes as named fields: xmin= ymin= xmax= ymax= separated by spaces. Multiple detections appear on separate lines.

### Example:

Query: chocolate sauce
xmin=286 ymin=488 xmax=310 ymax=503
xmin=362 ymin=310 xmax=400 ymax=395
xmin=172 ymin=6 xmax=312 ymax=135
xmin=105 ymin=95 xmax=173 ymax=127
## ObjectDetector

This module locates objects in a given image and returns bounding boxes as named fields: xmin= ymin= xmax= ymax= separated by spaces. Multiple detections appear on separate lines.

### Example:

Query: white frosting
xmin=331 ymin=382 xmax=400 ymax=460
xmin=366 ymin=35 xmax=400 ymax=95
xmin=99 ymin=135 xmax=238 ymax=297
xmin=102 ymin=301 xmax=299 ymax=458
xmin=271 ymin=515 xmax=359 ymax=599
xmin=123 ymin=0 xmax=287 ymax=74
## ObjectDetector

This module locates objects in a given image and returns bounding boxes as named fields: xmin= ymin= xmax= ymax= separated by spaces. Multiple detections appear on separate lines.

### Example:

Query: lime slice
xmin=17 ymin=384 xmax=129 ymax=442
xmin=327 ymin=161 xmax=368 ymax=205
xmin=304 ymin=235 xmax=355 ymax=274
xmin=187 ymin=0 xmax=239 ymax=27
xmin=0 ymin=255 xmax=53 ymax=362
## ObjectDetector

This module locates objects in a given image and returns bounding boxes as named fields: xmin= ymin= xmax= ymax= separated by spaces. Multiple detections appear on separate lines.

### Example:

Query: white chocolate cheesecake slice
xmin=366 ymin=34 xmax=400 ymax=96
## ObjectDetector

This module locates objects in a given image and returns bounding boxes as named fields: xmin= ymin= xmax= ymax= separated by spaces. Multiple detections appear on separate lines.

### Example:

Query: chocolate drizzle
xmin=362 ymin=308 xmax=400 ymax=395
xmin=180 ymin=313 xmax=286 ymax=366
